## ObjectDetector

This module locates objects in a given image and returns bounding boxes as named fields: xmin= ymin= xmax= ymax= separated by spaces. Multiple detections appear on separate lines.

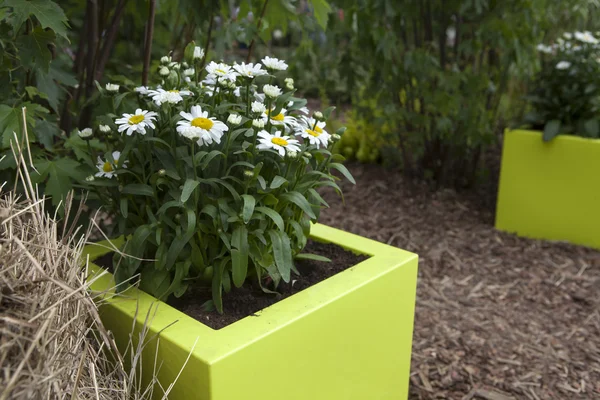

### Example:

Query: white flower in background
xmin=193 ymin=46 xmax=205 ymax=60
xmin=159 ymin=66 xmax=170 ymax=76
xmin=252 ymin=119 xmax=265 ymax=129
xmin=95 ymin=151 xmax=127 ymax=179
xmin=564 ymin=32 xmax=573 ymax=40
xmin=205 ymin=61 xmax=238 ymax=82
xmin=273 ymin=29 xmax=283 ymax=40
xmin=261 ymin=108 xmax=298 ymax=132
xmin=78 ymin=128 xmax=93 ymax=138
xmin=184 ymin=68 xmax=195 ymax=77
xmin=99 ymin=125 xmax=111 ymax=133
xmin=185 ymin=77 xmax=191 ymax=83
xmin=233 ymin=87 xmax=242 ymax=97
xmin=254 ymin=92 xmax=266 ymax=103
xmin=134 ymin=86 xmax=150 ymax=95
xmin=251 ymin=101 xmax=267 ymax=114
xmin=257 ymin=130 xmax=301 ymax=157
xmin=555 ymin=61 xmax=571 ymax=70
xmin=227 ymin=81 xmax=237 ymax=90
xmin=263 ymin=84 xmax=282 ymax=98
xmin=536 ymin=44 xmax=553 ymax=54
xmin=161 ymin=56 xmax=171 ymax=64
xmin=233 ymin=62 xmax=267 ymax=79
xmin=446 ymin=26 xmax=456 ymax=47
xmin=227 ymin=114 xmax=242 ymax=125
xmin=575 ymin=31 xmax=599 ymax=44
xmin=105 ymin=83 xmax=120 ymax=93
xmin=148 ymin=88 xmax=192 ymax=106
xmin=261 ymin=56 xmax=288 ymax=71
xmin=285 ymin=77 xmax=294 ymax=90
xmin=115 ymin=109 xmax=158 ymax=136
xmin=296 ymin=117 xmax=330 ymax=148
xmin=176 ymin=105 xmax=229 ymax=145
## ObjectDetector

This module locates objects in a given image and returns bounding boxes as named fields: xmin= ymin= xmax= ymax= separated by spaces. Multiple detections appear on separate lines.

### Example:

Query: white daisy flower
xmin=78 ymin=128 xmax=93 ymax=138
xmin=193 ymin=46 xmax=204 ymax=60
xmin=205 ymin=61 xmax=238 ymax=82
xmin=536 ymin=44 xmax=553 ymax=54
xmin=263 ymin=84 xmax=282 ymax=98
xmin=261 ymin=56 xmax=288 ymax=71
xmin=105 ymin=83 xmax=120 ymax=93
xmin=134 ymin=86 xmax=150 ymax=95
xmin=99 ymin=125 xmax=111 ymax=133
xmin=564 ymin=32 xmax=573 ymax=40
xmin=556 ymin=61 xmax=571 ymax=70
xmin=252 ymin=119 xmax=265 ymax=129
xmin=574 ymin=31 xmax=599 ymax=44
xmin=296 ymin=117 xmax=330 ymax=148
xmin=147 ymin=88 xmax=192 ymax=106
xmin=227 ymin=114 xmax=242 ymax=125
xmin=261 ymin=108 xmax=298 ymax=132
xmin=95 ymin=151 xmax=127 ymax=179
xmin=233 ymin=62 xmax=267 ymax=79
xmin=184 ymin=68 xmax=195 ymax=77
xmin=257 ymin=130 xmax=301 ymax=157
xmin=176 ymin=105 xmax=229 ymax=145
xmin=115 ymin=109 xmax=158 ymax=136
xmin=251 ymin=101 xmax=267 ymax=114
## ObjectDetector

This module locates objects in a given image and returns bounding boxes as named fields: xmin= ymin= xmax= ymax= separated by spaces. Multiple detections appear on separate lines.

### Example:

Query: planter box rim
xmin=84 ymin=223 xmax=417 ymax=364
xmin=506 ymin=128 xmax=600 ymax=144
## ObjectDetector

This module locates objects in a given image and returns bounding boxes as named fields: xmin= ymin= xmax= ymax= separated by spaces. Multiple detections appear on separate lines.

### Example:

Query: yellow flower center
xmin=168 ymin=90 xmax=179 ymax=93
xmin=128 ymin=114 xmax=145 ymax=125
xmin=216 ymin=69 xmax=226 ymax=74
xmin=265 ymin=110 xmax=285 ymax=121
xmin=271 ymin=137 xmax=289 ymax=146
xmin=315 ymin=125 xmax=323 ymax=133
xmin=306 ymin=129 xmax=320 ymax=137
xmin=102 ymin=162 xmax=114 ymax=173
xmin=191 ymin=117 xmax=214 ymax=130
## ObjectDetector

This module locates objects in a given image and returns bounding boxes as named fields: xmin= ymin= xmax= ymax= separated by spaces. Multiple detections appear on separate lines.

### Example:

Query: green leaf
xmin=122 ymin=183 xmax=154 ymax=197
xmin=200 ymin=149 xmax=225 ymax=169
xmin=120 ymin=198 xmax=128 ymax=218
xmin=268 ymin=230 xmax=292 ymax=283
xmin=181 ymin=179 xmax=200 ymax=202
xmin=1 ymin=0 xmax=69 ymax=38
xmin=308 ymin=188 xmax=329 ymax=207
xmin=241 ymin=194 xmax=255 ymax=224
xmin=231 ymin=225 xmax=249 ymax=287
xmin=270 ymin=175 xmax=287 ymax=189
xmin=280 ymin=191 xmax=317 ymax=219
xmin=0 ymin=105 xmax=21 ymax=149
xmin=543 ymin=120 xmax=561 ymax=142
xmin=166 ymin=210 xmax=196 ymax=270
xmin=34 ymin=158 xmax=82 ymax=206
xmin=255 ymin=206 xmax=284 ymax=231
xmin=309 ymin=0 xmax=331 ymax=30
xmin=329 ymin=162 xmax=355 ymax=184
xmin=295 ymin=253 xmax=331 ymax=262
xmin=212 ymin=261 xmax=224 ymax=314
xmin=16 ymin=27 xmax=56 ymax=72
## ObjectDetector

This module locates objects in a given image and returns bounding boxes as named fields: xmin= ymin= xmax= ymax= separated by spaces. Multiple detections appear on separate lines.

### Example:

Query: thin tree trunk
xmin=94 ymin=0 xmax=128 ymax=81
xmin=246 ymin=0 xmax=270 ymax=62
xmin=142 ymin=0 xmax=156 ymax=86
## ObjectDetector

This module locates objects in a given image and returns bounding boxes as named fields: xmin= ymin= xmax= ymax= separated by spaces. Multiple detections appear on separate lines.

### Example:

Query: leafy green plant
xmin=74 ymin=43 xmax=352 ymax=313
xmin=525 ymin=31 xmax=600 ymax=141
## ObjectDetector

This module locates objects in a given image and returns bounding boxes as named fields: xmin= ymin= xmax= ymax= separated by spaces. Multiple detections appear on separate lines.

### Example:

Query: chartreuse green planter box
xmin=496 ymin=129 xmax=600 ymax=248
xmin=84 ymin=223 xmax=419 ymax=400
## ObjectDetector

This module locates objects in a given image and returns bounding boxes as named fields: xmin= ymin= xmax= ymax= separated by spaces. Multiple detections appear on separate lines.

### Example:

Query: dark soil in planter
xmin=94 ymin=240 xmax=367 ymax=330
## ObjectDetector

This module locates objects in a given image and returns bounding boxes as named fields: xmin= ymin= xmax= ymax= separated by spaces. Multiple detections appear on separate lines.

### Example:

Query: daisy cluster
xmin=536 ymin=31 xmax=600 ymax=71
xmin=89 ymin=53 xmax=337 ymax=178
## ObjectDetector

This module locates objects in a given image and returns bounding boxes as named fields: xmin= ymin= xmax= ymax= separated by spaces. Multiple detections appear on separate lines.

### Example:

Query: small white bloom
xmin=257 ymin=130 xmax=301 ymax=157
xmin=85 ymin=175 xmax=95 ymax=182
xmin=205 ymin=61 xmax=238 ymax=82
xmin=285 ymin=77 xmax=294 ymax=90
xmin=261 ymin=56 xmax=288 ymax=71
xmin=193 ymin=46 xmax=204 ymax=60
xmin=564 ymin=32 xmax=573 ymax=40
xmin=184 ymin=68 xmax=195 ymax=77
xmin=147 ymin=88 xmax=193 ymax=106
xmin=251 ymin=101 xmax=267 ymax=114
xmin=233 ymin=62 xmax=267 ymax=79
xmin=285 ymin=78 xmax=294 ymax=85
xmin=314 ymin=111 xmax=323 ymax=119
xmin=252 ymin=119 xmax=265 ymax=129
xmin=555 ymin=61 xmax=571 ymax=70
xmin=105 ymin=83 xmax=120 ymax=93
xmin=134 ymin=86 xmax=149 ymax=95
xmin=78 ymin=128 xmax=93 ymax=138
xmin=296 ymin=117 xmax=330 ymax=148
xmin=574 ymin=31 xmax=599 ymax=44
xmin=176 ymin=105 xmax=229 ymax=146
xmin=115 ymin=109 xmax=158 ymax=136
xmin=536 ymin=44 xmax=553 ymax=54
xmin=227 ymin=114 xmax=242 ymax=125
xmin=99 ymin=125 xmax=111 ymax=133
xmin=263 ymin=84 xmax=282 ymax=98
xmin=95 ymin=151 xmax=127 ymax=179
xmin=273 ymin=29 xmax=283 ymax=40
xmin=159 ymin=66 xmax=170 ymax=76
xmin=161 ymin=56 xmax=172 ymax=64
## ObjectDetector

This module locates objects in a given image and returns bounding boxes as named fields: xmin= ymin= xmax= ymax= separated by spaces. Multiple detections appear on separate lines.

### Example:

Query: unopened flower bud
xmin=184 ymin=68 xmax=195 ymax=77
xmin=252 ymin=119 xmax=265 ymax=129
xmin=243 ymin=170 xmax=254 ymax=178
xmin=158 ymin=169 xmax=166 ymax=176
xmin=314 ymin=111 xmax=323 ymax=120
xmin=304 ymin=152 xmax=312 ymax=159
xmin=288 ymin=151 xmax=298 ymax=158
xmin=331 ymin=133 xmax=341 ymax=142
xmin=105 ymin=83 xmax=120 ymax=93
xmin=227 ymin=114 xmax=242 ymax=125
xmin=182 ymin=61 xmax=189 ymax=68
xmin=193 ymin=46 xmax=205 ymax=60
xmin=172 ymin=63 xmax=181 ymax=70
xmin=78 ymin=128 xmax=93 ymax=138
xmin=85 ymin=175 xmax=95 ymax=182
xmin=99 ymin=125 xmax=111 ymax=133
xmin=159 ymin=66 xmax=169 ymax=76
xmin=161 ymin=56 xmax=171 ymax=64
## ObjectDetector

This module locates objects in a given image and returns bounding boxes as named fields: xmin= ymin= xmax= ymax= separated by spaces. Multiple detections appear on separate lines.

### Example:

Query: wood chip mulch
xmin=319 ymin=162 xmax=600 ymax=400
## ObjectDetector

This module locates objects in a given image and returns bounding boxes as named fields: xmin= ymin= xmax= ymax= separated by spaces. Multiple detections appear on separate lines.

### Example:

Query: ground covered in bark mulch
xmin=319 ymin=162 xmax=600 ymax=400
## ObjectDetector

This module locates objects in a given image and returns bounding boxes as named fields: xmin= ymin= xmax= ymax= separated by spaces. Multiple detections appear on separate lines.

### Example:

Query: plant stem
xmin=199 ymin=13 xmax=214 ymax=73
xmin=142 ymin=0 xmax=156 ymax=86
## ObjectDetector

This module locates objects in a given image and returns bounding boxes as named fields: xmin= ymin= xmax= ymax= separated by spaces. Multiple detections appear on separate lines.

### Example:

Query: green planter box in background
xmin=84 ymin=223 xmax=419 ymax=400
xmin=496 ymin=129 xmax=600 ymax=248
